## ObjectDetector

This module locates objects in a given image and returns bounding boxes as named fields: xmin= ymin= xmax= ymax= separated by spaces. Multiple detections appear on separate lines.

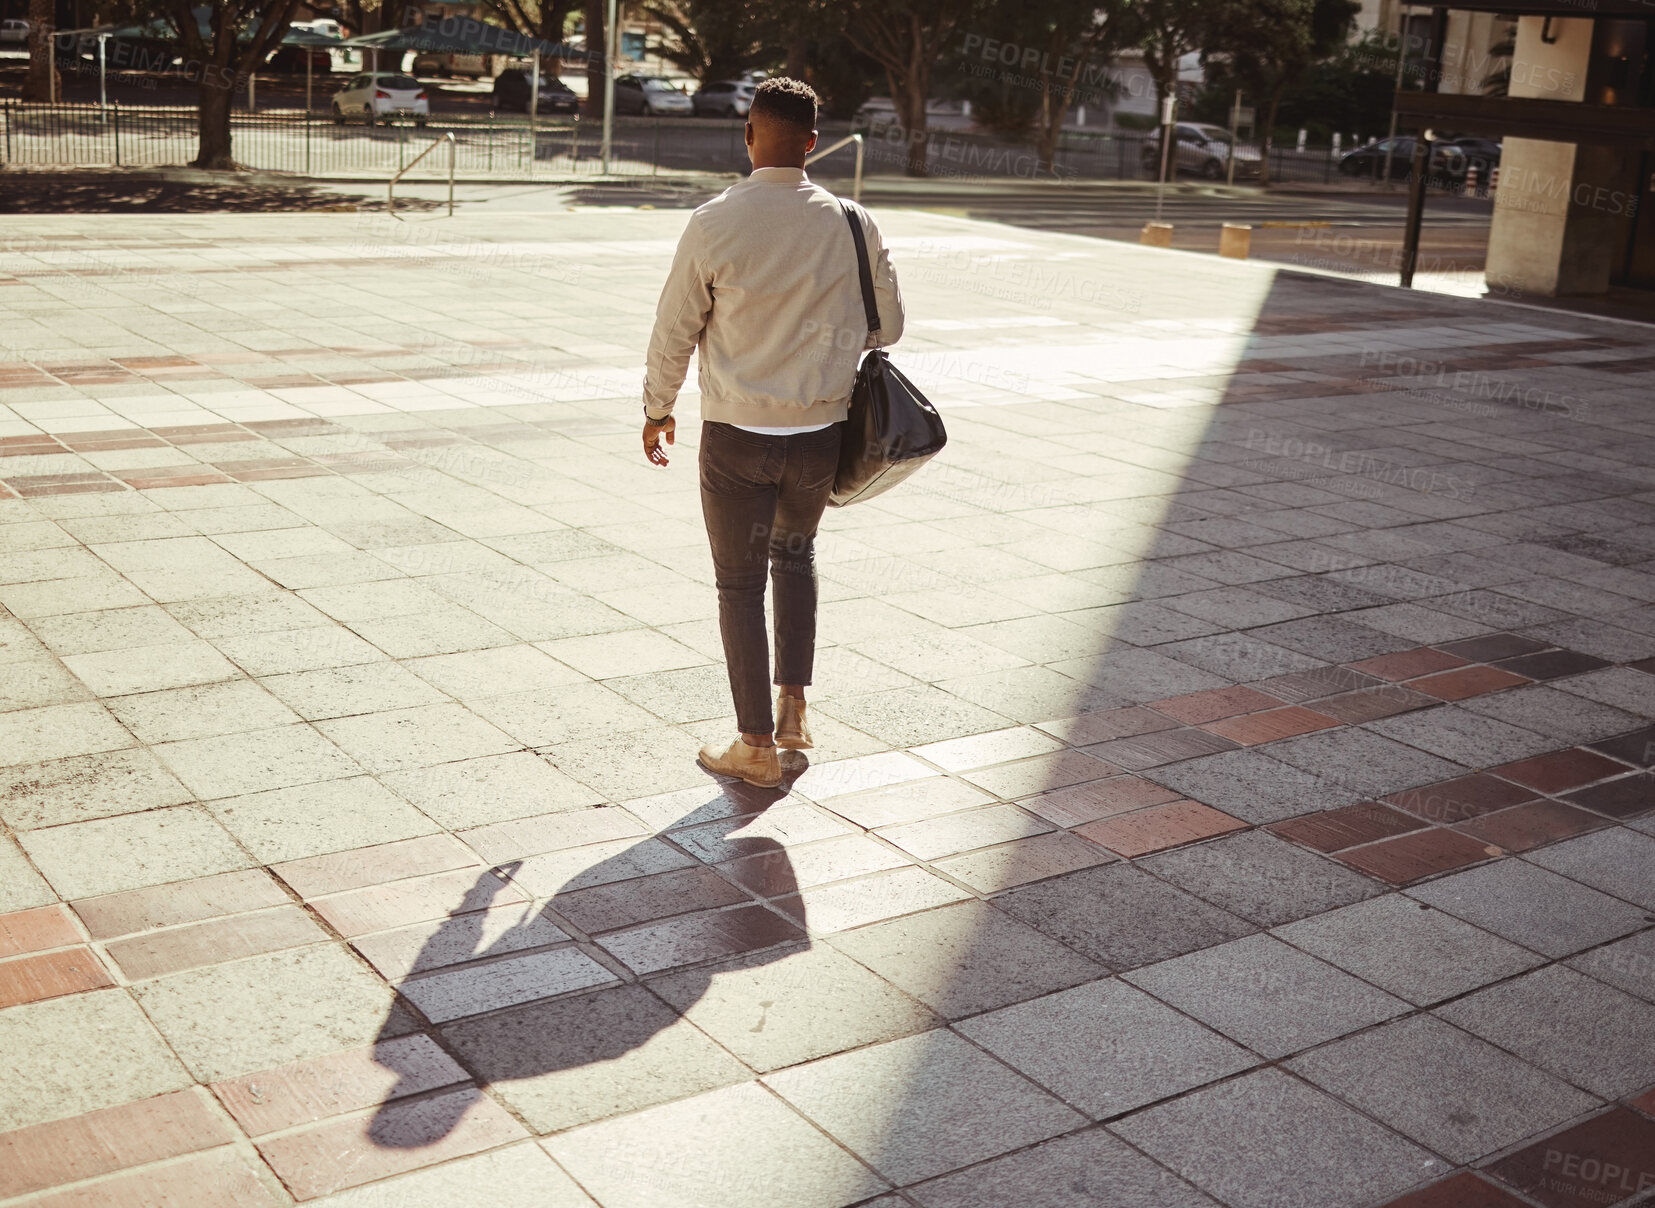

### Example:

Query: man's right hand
xmin=643 ymin=416 xmax=676 ymax=466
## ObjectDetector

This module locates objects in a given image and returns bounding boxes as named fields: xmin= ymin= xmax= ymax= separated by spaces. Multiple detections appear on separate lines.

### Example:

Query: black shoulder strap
xmin=840 ymin=198 xmax=881 ymax=336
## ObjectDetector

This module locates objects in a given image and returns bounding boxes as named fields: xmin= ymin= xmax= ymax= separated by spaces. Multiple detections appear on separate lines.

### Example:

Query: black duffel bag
xmin=830 ymin=200 xmax=947 ymax=508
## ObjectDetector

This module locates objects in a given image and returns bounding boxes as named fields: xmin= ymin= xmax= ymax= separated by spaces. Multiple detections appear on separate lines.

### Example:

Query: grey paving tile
xmin=1435 ymin=964 xmax=1655 ymax=1097
xmin=1273 ymin=893 xmax=1543 ymax=1006
xmin=381 ymin=752 xmax=603 ymax=829
xmin=1285 ymin=1014 xmax=1601 ymax=1164
xmin=1461 ymin=684 xmax=1646 ymax=745
xmin=0 ymin=748 xmax=193 ymax=830
xmin=440 ymin=983 xmax=750 ymax=1133
xmin=1365 ymin=707 xmax=1555 ymax=768
xmin=296 ymin=1144 xmax=596 ymax=1208
xmin=1124 ymin=933 xmax=1410 ymax=1059
xmin=1555 ymin=665 xmax=1655 ymax=717
xmin=18 ymin=805 xmax=253 ymax=900
xmin=817 ymin=685 xmax=1013 ymax=747
xmin=1150 ymin=748 xmax=1359 ymax=821
xmin=0 ymin=832 xmax=54 ymax=912
xmin=1110 ymin=1068 xmax=1446 ymax=1208
xmin=1246 ymin=616 xmax=1412 ymax=663
xmin=1156 ymin=633 xmax=1325 ymax=682
xmin=997 ymin=864 xmax=1256 ymax=972
xmin=1268 ymin=729 xmax=1467 ymax=800
xmin=211 ymin=775 xmax=441 ymax=863
xmin=545 ymin=1080 xmax=888 ymax=1208
xmin=765 ymin=1028 xmax=1085 ymax=1186
xmin=1566 ymin=929 xmax=1655 ymax=1003
xmin=1138 ymin=831 xmax=1385 ymax=927
xmin=1523 ymin=827 xmax=1655 ymax=910
xmin=152 ymin=723 xmax=363 ymax=799
xmin=956 ymin=979 xmax=1257 ymax=1119
xmin=827 ymin=900 xmax=1104 ymax=1020
xmin=1405 ymin=858 xmax=1648 ymax=958
xmin=909 ymin=1128 xmax=1219 ymax=1208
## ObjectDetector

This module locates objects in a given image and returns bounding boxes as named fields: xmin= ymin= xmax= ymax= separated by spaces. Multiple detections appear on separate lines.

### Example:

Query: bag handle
xmin=840 ymin=199 xmax=881 ymax=337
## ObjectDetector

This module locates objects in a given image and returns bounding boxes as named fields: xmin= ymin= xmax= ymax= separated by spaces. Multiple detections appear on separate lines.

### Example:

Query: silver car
xmin=613 ymin=75 xmax=693 ymax=116
xmin=1142 ymin=123 xmax=1261 ymax=181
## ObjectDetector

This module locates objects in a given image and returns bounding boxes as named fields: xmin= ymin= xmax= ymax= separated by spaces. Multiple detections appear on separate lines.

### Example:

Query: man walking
xmin=640 ymin=77 xmax=904 ymax=788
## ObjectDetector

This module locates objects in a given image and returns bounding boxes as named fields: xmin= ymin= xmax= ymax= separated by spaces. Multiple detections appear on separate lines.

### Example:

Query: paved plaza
xmin=1 ymin=201 xmax=1654 ymax=1208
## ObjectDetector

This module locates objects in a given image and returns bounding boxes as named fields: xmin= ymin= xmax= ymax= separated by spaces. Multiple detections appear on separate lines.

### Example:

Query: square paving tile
xmin=1384 ymin=774 xmax=1539 ymax=825
xmin=1314 ymin=684 xmax=1440 ymax=724
xmin=1285 ymin=1014 xmax=1600 ymax=1164
xmin=1463 ymin=686 xmax=1645 ymax=746
xmin=1138 ymin=830 xmax=1386 ymax=926
xmin=827 ymin=899 xmax=1104 ymax=1019
xmin=997 ymin=863 xmax=1256 ymax=972
xmin=1567 ymin=929 xmax=1655 ymax=1004
xmin=1150 ymin=749 xmax=1358 ymax=823
xmin=1564 ymin=773 xmax=1655 ymax=820
xmin=1075 ymin=800 xmax=1248 ymax=858
xmin=1275 ymin=892 xmax=1542 ymax=1005
xmin=280 ymin=1143 xmax=596 ymax=1208
xmin=1124 ymin=933 xmax=1409 ymax=1059
xmin=648 ymin=943 xmax=937 ymax=1072
xmin=956 ymin=978 xmax=1256 ymax=1119
xmin=211 ymin=776 xmax=441 ymax=863
xmin=1269 ymin=729 xmax=1467 ymax=802
xmin=1494 ymin=748 xmax=1634 ymax=794
xmin=106 ymin=679 xmax=302 ymax=744
xmin=1457 ymin=800 xmax=1613 ymax=853
xmin=1406 ymin=858 xmax=1648 ymax=958
xmin=1437 ymin=634 xmax=1551 ymax=662
xmin=545 ymin=1080 xmax=888 ymax=1208
xmin=1371 ymin=1173 xmax=1531 ymax=1208
xmin=0 ymin=988 xmax=192 ymax=1131
xmin=153 ymin=723 xmax=362 ymax=800
xmin=1110 ymin=1068 xmax=1446 ymax=1208
xmin=1269 ymin=802 xmax=1427 ymax=852
xmin=764 ymin=1028 xmax=1085 ymax=1187
xmin=1525 ymin=827 xmax=1655 ymax=910
xmin=1336 ymin=827 xmax=1501 ymax=885
xmin=17 ymin=805 xmax=252 ymax=900
xmin=1436 ymin=965 xmax=1655 ymax=1098
xmin=1367 ymin=708 xmax=1554 ymax=768
xmin=316 ymin=703 xmax=519 ymax=773
xmin=1484 ymin=1107 xmax=1655 ymax=1208
xmin=439 ymin=984 xmax=750 ymax=1134
xmin=933 ymin=830 xmax=1115 ymax=892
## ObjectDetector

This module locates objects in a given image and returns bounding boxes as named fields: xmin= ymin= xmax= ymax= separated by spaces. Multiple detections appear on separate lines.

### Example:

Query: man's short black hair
xmin=749 ymin=77 xmax=818 ymax=134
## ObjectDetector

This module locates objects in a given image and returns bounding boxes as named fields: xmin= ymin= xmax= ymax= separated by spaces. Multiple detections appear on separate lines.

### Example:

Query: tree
xmin=1203 ymin=0 xmax=1358 ymax=183
xmin=645 ymin=0 xmax=773 ymax=84
xmin=160 ymin=0 xmax=309 ymax=169
xmin=839 ymin=0 xmax=985 ymax=176
xmin=583 ymin=0 xmax=605 ymax=117
xmin=21 ymin=0 xmax=57 ymax=102
xmin=1023 ymin=0 xmax=1134 ymax=174
xmin=483 ymin=0 xmax=579 ymax=51
xmin=1135 ymin=0 xmax=1208 ymax=111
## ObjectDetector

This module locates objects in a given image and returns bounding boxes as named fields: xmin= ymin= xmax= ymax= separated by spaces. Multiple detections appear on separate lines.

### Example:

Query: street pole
xmin=599 ymin=0 xmax=616 ymax=173
xmin=1154 ymin=93 xmax=1175 ymax=222
xmin=1381 ymin=4 xmax=1409 ymax=188
xmin=529 ymin=52 xmax=539 ymax=171
xmin=97 ymin=34 xmax=106 ymax=120
xmin=1226 ymin=88 xmax=1239 ymax=186
xmin=305 ymin=49 xmax=312 ymax=114
xmin=1399 ymin=129 xmax=1431 ymax=286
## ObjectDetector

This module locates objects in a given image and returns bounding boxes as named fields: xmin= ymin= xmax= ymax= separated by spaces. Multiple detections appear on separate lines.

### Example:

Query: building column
xmin=1483 ymin=15 xmax=1616 ymax=296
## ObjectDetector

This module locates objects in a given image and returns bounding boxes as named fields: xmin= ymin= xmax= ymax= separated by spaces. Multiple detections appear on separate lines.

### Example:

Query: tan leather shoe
xmin=698 ymin=739 xmax=782 ymax=788
xmin=776 ymin=693 xmax=813 ymax=750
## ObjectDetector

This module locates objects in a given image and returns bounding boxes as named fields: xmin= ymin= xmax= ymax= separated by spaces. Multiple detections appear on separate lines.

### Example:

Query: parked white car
xmin=331 ymin=73 xmax=430 ymax=125
xmin=0 ymin=18 xmax=31 ymax=43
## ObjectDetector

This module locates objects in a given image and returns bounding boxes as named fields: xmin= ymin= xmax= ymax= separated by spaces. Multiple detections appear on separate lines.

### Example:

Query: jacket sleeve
xmin=642 ymin=217 xmax=712 ymax=421
xmin=857 ymin=209 xmax=906 ymax=350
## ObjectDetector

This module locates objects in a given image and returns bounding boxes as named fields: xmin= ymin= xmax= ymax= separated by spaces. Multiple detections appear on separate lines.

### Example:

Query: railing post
xmin=653 ymin=119 xmax=659 ymax=176
xmin=447 ymin=130 xmax=455 ymax=216
xmin=113 ymin=101 xmax=119 ymax=166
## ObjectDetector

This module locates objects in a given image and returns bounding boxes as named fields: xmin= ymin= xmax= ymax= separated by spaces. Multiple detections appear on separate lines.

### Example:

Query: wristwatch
xmin=643 ymin=407 xmax=670 ymax=427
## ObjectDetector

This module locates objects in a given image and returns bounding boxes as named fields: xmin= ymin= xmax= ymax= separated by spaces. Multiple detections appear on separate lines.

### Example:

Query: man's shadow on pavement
xmin=365 ymin=782 xmax=806 ymax=1148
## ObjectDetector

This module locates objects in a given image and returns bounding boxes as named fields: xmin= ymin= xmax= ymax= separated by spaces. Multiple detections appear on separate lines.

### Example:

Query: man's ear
xmin=804 ymin=129 xmax=818 ymax=155
xmin=744 ymin=121 xmax=754 ymax=146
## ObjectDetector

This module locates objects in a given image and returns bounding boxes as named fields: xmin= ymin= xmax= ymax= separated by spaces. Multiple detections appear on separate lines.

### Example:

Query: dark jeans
xmin=698 ymin=420 xmax=842 ymax=735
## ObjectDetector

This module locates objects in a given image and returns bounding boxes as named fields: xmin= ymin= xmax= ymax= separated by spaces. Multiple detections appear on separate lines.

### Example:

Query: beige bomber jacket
xmin=642 ymin=166 xmax=905 ymax=427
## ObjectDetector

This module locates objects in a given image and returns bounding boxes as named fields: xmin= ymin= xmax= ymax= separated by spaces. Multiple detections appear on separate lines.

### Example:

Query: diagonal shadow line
xmin=365 ymin=781 xmax=806 ymax=1149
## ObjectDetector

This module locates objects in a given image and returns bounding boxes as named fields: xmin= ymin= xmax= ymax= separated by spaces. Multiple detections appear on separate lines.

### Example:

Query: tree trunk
xmin=1258 ymin=83 xmax=1284 ymax=187
xmin=22 ymin=0 xmax=56 ymax=102
xmin=900 ymin=25 xmax=928 ymax=177
xmin=583 ymin=0 xmax=605 ymax=119
xmin=194 ymin=70 xmax=236 ymax=169
xmin=1035 ymin=30 xmax=1078 ymax=177
xmin=784 ymin=35 xmax=807 ymax=82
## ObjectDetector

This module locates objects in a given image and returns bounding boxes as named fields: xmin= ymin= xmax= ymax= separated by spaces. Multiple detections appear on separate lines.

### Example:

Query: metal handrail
xmin=805 ymin=131 xmax=863 ymax=202
xmin=388 ymin=130 xmax=456 ymax=221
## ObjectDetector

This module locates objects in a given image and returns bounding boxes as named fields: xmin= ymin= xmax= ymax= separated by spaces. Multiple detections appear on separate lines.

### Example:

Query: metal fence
xmin=2 ymin=100 xmax=1366 ymax=187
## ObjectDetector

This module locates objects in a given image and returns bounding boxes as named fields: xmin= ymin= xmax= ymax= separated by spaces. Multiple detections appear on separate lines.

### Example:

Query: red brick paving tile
xmin=0 ymin=905 xmax=81 ymax=958
xmin=73 ymin=869 xmax=291 ymax=940
xmin=1043 ymin=706 xmax=1183 ymax=744
xmin=1437 ymin=633 xmax=1551 ymax=662
xmin=105 ymin=905 xmax=326 ymax=981
xmin=273 ymin=833 xmax=478 ymax=899
xmin=0 ymin=1089 xmax=232 ymax=1199
xmin=1494 ymin=749 xmax=1632 ymax=795
xmin=1372 ymin=1172 xmax=1529 ymax=1208
xmin=1409 ymin=665 xmax=1532 ymax=701
xmin=1086 ymin=727 xmax=1241 ymax=770
xmin=1335 ymin=828 xmax=1500 ymax=885
xmin=123 ymin=474 xmax=236 ymax=490
xmin=1494 ymin=649 xmax=1613 ymax=681
xmin=23 ymin=1148 xmax=283 ymax=1208
xmin=1633 ymin=1087 xmax=1655 ymax=1116
xmin=311 ymin=867 xmax=525 ymax=938
xmin=1311 ymin=685 xmax=1439 ymax=723
xmin=229 ymin=465 xmax=333 ymax=483
xmin=1147 ymin=685 xmax=1285 ymax=725
xmin=1564 ymin=773 xmax=1655 ymax=820
xmin=1457 ymin=800 xmax=1614 ymax=853
xmin=1023 ymin=775 xmax=1184 ymax=828
xmin=1630 ymin=658 xmax=1655 ymax=677
xmin=255 ymin=1086 xmax=527 ymax=1200
xmin=1486 ymin=1108 xmax=1655 ymax=1208
xmin=1348 ymin=647 xmax=1470 ymax=682
xmin=1076 ymin=800 xmax=1248 ymax=858
xmin=213 ymin=1034 xmax=469 ymax=1136
xmin=0 ymin=947 xmax=115 ymax=1008
xmin=1201 ymin=706 xmax=1340 ymax=745
xmin=164 ymin=430 xmax=260 ymax=445
xmin=1269 ymin=802 xmax=1427 ymax=853
xmin=1385 ymin=775 xmax=1539 ymax=825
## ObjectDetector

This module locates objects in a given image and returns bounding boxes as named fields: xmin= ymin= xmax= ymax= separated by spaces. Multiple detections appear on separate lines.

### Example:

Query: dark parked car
xmin=493 ymin=69 xmax=580 ymax=114
xmin=1443 ymin=136 xmax=1501 ymax=181
xmin=1338 ymin=137 xmax=1466 ymax=182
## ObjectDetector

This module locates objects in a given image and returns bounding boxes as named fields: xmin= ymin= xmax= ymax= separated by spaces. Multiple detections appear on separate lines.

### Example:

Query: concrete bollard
xmin=1219 ymin=223 xmax=1252 ymax=259
xmin=1140 ymin=222 xmax=1174 ymax=248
